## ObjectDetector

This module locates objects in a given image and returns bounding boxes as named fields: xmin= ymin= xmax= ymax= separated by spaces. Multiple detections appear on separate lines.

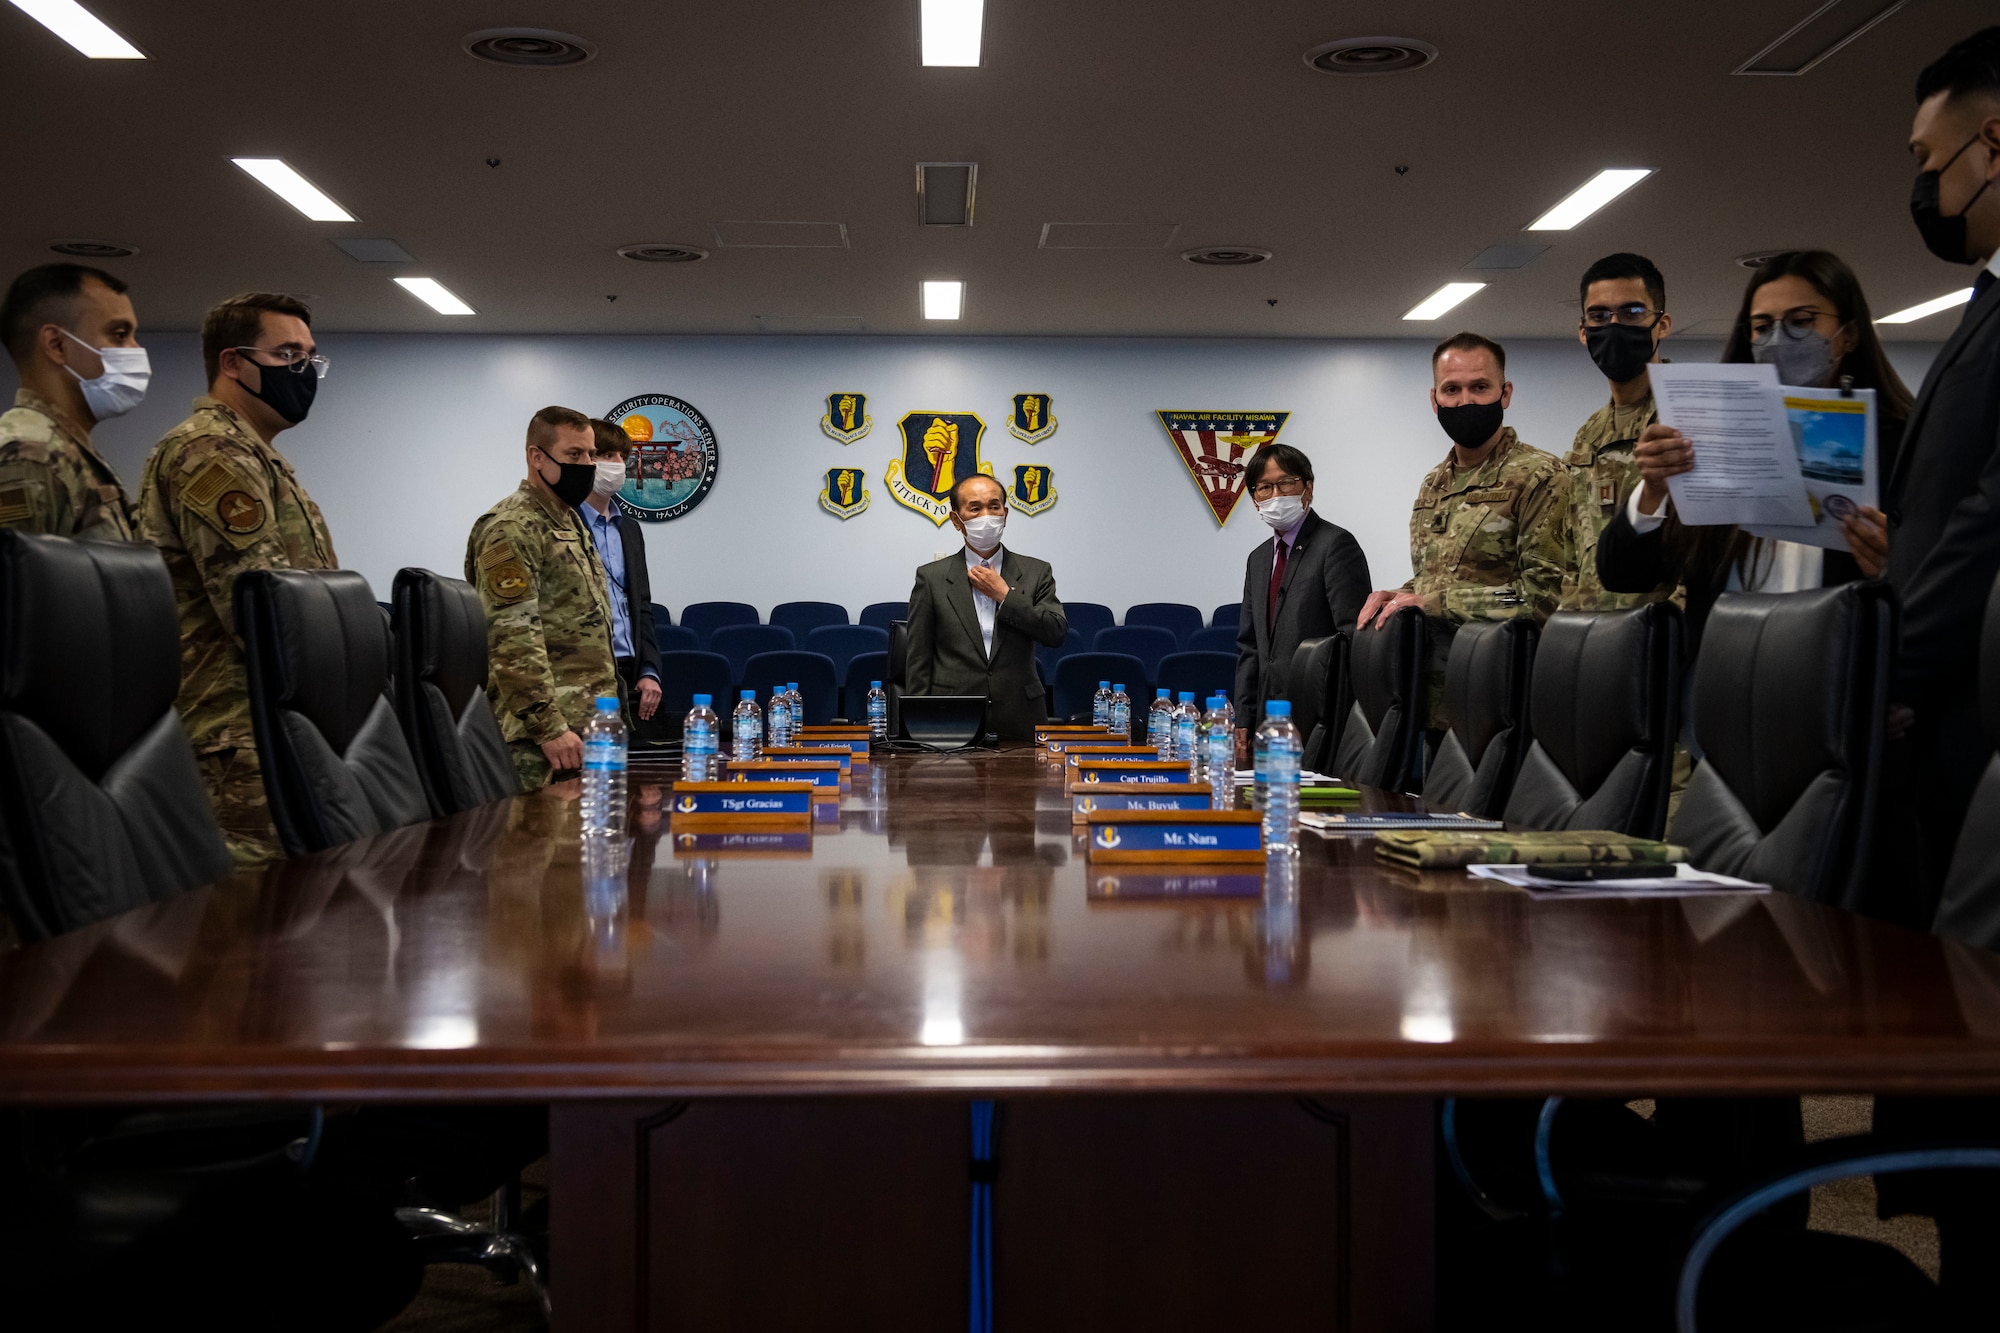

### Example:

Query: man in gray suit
xmin=1232 ymin=443 xmax=1372 ymax=755
xmin=904 ymin=473 xmax=1068 ymax=743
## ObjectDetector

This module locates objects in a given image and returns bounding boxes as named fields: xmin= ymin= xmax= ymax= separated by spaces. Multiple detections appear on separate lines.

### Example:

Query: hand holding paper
xmin=1648 ymin=362 xmax=1816 ymax=528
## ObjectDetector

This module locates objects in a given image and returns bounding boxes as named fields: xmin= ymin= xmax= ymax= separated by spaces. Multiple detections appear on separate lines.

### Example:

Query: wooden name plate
xmin=668 ymin=828 xmax=815 ymax=858
xmin=725 ymin=762 xmax=844 ymax=799
xmin=763 ymin=746 xmax=853 ymax=775
xmin=1067 ymin=760 xmax=1194 ymax=792
xmin=1072 ymin=783 xmax=1219 ymax=823
xmin=669 ymin=781 xmax=815 ymax=828
xmin=1083 ymin=809 xmax=1265 ymax=863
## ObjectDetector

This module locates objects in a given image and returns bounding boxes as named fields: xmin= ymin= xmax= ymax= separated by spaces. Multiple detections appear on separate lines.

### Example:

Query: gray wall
xmin=9 ymin=333 xmax=1942 ymax=620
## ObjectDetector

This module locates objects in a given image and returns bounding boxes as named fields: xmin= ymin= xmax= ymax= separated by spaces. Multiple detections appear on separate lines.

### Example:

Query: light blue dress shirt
xmin=577 ymin=501 xmax=658 ymax=681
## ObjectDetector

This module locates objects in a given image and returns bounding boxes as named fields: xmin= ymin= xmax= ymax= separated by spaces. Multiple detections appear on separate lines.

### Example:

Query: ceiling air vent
xmin=1304 ymin=37 xmax=1438 ymax=76
xmin=463 ymin=28 xmax=597 ymax=68
xmin=917 ymin=163 xmax=977 ymax=227
xmin=618 ymin=243 xmax=709 ymax=264
xmin=1735 ymin=0 xmax=1903 ymax=75
xmin=48 ymin=239 xmax=138 ymax=258
xmin=1182 ymin=246 xmax=1271 ymax=267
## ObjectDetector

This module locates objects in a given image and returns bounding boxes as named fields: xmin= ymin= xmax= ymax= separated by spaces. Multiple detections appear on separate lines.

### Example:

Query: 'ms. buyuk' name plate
xmin=1083 ymin=809 xmax=1264 ymax=863
xmin=669 ymin=781 xmax=814 ymax=828
xmin=1072 ymin=783 xmax=1217 ymax=823
xmin=1067 ymin=759 xmax=1193 ymax=792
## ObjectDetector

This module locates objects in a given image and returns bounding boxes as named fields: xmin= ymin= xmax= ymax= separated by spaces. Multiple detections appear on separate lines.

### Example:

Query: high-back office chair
xmin=1063 ymin=601 xmax=1116 ymax=645
xmin=679 ymin=600 xmax=759 ymax=647
xmin=770 ymin=600 xmax=848 ymax=640
xmin=655 ymin=623 xmax=699 ymax=653
xmin=843 ymin=651 xmax=890 ymax=723
xmin=1210 ymin=602 xmax=1238 ymax=629
xmin=1125 ymin=602 xmax=1205 ymax=647
xmin=0 ymin=532 xmax=232 ymax=940
xmin=741 ymin=651 xmax=839 ymax=726
xmin=1156 ymin=653 xmax=1235 ymax=713
xmin=1035 ymin=627 xmax=1083 ymax=683
xmin=649 ymin=600 xmax=673 ymax=627
xmin=656 ymin=651 xmax=734 ymax=739
xmin=1667 ymin=585 xmax=1892 ymax=904
xmin=859 ymin=600 xmax=908 ymax=632
xmin=1329 ymin=608 xmax=1430 ymax=792
xmin=237 ymin=570 xmax=433 ymax=857
xmin=1187 ymin=625 xmax=1238 ymax=655
xmin=390 ymin=569 xmax=518 ymax=816
xmin=1502 ymin=603 xmax=1682 ymax=839
xmin=709 ymin=624 xmax=795 ymax=684
xmin=1421 ymin=620 xmax=1538 ymax=819
xmin=1052 ymin=653 xmax=1149 ymax=722
xmin=1278 ymin=637 xmax=1335 ymax=770
xmin=1094 ymin=626 xmax=1177 ymax=680
xmin=806 ymin=623 xmax=888 ymax=681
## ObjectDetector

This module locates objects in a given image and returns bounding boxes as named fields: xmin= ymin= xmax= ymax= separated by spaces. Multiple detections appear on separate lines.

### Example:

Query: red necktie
xmin=1267 ymin=538 xmax=1288 ymax=630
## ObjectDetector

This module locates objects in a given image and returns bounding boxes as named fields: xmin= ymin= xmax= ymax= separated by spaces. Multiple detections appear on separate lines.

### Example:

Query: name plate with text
xmin=1051 ymin=738 xmax=1149 ymax=760
xmin=669 ymin=781 xmax=814 ymax=827
xmin=727 ymin=762 xmax=844 ymax=797
xmin=790 ymin=737 xmax=871 ymax=760
xmin=1084 ymin=810 xmax=1265 ymax=863
xmin=670 ymin=829 xmax=814 ymax=858
xmin=1065 ymin=745 xmax=1160 ymax=768
xmin=1068 ymin=760 xmax=1193 ymax=791
xmin=763 ymin=746 xmax=853 ymax=775
xmin=1072 ymin=783 xmax=1218 ymax=822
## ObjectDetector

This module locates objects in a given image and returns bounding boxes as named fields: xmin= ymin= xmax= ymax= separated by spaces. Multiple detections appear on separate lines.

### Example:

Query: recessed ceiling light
xmin=1524 ymin=168 xmax=1653 ymax=231
xmin=394 ymin=277 xmax=475 ymax=316
xmin=462 ymin=27 xmax=596 ymax=67
xmin=10 ymin=0 xmax=144 ymax=57
xmin=1402 ymin=282 xmax=1486 ymax=321
xmin=231 ymin=158 xmax=354 ymax=222
xmin=1182 ymin=246 xmax=1272 ymax=266
xmin=921 ymin=0 xmax=982 ymax=66
xmin=923 ymin=280 xmax=964 ymax=320
xmin=1302 ymin=36 xmax=1437 ymax=76
xmin=47 ymin=238 xmax=138 ymax=258
xmin=617 ymin=243 xmax=709 ymax=263
xmin=1877 ymin=289 xmax=1974 ymax=325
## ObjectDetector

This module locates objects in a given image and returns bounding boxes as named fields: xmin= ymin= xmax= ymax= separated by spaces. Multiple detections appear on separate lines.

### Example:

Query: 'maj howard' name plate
xmin=1067 ymin=759 xmax=1192 ymax=792
xmin=1083 ymin=809 xmax=1265 ymax=863
xmin=1071 ymin=782 xmax=1217 ymax=823
xmin=669 ymin=782 xmax=814 ymax=828
xmin=727 ymin=761 xmax=844 ymax=798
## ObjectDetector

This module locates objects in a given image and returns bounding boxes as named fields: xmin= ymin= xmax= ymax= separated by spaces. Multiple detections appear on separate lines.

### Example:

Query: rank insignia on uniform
xmin=1009 ymin=464 xmax=1057 ymax=516
xmin=1007 ymin=393 xmax=1057 ymax=444
xmin=1156 ymin=410 xmax=1291 ymax=525
xmin=820 ymin=393 xmax=872 ymax=445
xmin=605 ymin=394 xmax=720 ymax=522
xmin=886 ymin=411 xmax=990 ymax=525
xmin=1598 ymin=481 xmax=1616 ymax=508
xmin=217 ymin=490 xmax=265 ymax=534
xmin=819 ymin=466 xmax=871 ymax=519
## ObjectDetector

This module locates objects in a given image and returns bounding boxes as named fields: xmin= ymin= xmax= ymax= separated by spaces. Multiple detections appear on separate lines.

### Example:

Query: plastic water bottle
xmin=1173 ymin=692 xmax=1198 ymax=765
xmin=1204 ymin=696 xmax=1234 ymax=808
xmin=1110 ymin=684 xmax=1131 ymax=739
xmin=731 ymin=690 xmax=761 ymax=763
xmin=1252 ymin=710 xmax=1270 ymax=811
xmin=867 ymin=681 xmax=889 ymax=740
xmin=1092 ymin=681 xmax=1112 ymax=728
xmin=682 ymin=693 xmax=719 ymax=781
xmin=787 ymin=682 xmax=804 ymax=732
xmin=581 ymin=694 xmax=627 ymax=836
xmin=768 ymin=687 xmax=790 ymax=747
xmin=1259 ymin=700 xmax=1302 ymax=852
xmin=1148 ymin=689 xmax=1174 ymax=758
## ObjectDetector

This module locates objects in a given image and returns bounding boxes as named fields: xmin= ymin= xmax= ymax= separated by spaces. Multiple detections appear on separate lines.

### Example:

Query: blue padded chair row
xmin=668 ymin=600 xmax=909 ymax=646
xmin=741 ymin=651 xmax=839 ymax=726
xmin=770 ymin=600 xmax=847 ymax=640
xmin=1051 ymin=652 xmax=1149 ymax=722
xmin=1187 ymin=625 xmax=1238 ymax=655
xmin=860 ymin=601 xmax=908 ymax=632
xmin=1156 ymin=651 xmax=1235 ymax=706
xmin=842 ymin=651 xmax=890 ymax=723
xmin=1094 ymin=625 xmax=1178 ymax=678
xmin=1125 ymin=602 xmax=1205 ymax=646
xmin=1211 ymin=602 xmax=1237 ymax=629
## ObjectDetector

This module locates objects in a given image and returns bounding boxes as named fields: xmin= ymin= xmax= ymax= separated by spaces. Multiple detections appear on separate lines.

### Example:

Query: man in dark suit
xmin=904 ymin=473 xmax=1068 ymax=743
xmin=584 ymin=420 xmax=664 ymax=740
xmin=1232 ymin=443 xmax=1371 ymax=755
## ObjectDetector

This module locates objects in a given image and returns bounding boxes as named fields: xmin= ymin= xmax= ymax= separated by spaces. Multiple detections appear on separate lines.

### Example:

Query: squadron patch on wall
xmin=605 ymin=394 xmax=719 ymax=522
xmin=886 ymin=411 xmax=991 ymax=526
xmin=820 ymin=392 xmax=873 ymax=445
xmin=1006 ymin=393 xmax=1057 ymax=445
xmin=819 ymin=465 xmax=871 ymax=519
xmin=1155 ymin=410 xmax=1291 ymax=525
xmin=1009 ymin=464 xmax=1057 ymax=516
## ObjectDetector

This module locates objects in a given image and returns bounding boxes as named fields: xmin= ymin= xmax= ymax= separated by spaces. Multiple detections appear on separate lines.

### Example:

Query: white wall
xmin=13 ymin=333 xmax=1941 ymax=622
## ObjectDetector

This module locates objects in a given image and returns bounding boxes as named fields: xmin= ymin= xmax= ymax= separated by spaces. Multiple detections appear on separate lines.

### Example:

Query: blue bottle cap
xmin=595 ymin=694 xmax=617 ymax=712
xmin=1178 ymin=692 xmax=1194 ymax=703
xmin=1113 ymin=684 xmax=1125 ymax=692
xmin=788 ymin=682 xmax=799 ymax=691
xmin=1099 ymin=680 xmax=1110 ymax=689
xmin=1267 ymin=700 xmax=1291 ymax=716
xmin=1156 ymin=689 xmax=1169 ymax=699
xmin=693 ymin=693 xmax=712 ymax=707
xmin=741 ymin=690 xmax=755 ymax=701
xmin=870 ymin=680 xmax=882 ymax=688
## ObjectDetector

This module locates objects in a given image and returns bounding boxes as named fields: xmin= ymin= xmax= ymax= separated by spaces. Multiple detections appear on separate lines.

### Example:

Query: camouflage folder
xmin=1372 ymin=829 xmax=1689 ymax=870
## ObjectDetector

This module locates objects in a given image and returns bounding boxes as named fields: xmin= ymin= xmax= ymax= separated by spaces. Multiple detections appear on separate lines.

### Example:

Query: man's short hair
xmin=201 ymin=292 xmax=312 ymax=383
xmin=1244 ymin=442 xmax=1314 ymax=489
xmin=1917 ymin=27 xmax=2000 ymax=105
xmin=1431 ymin=331 xmax=1507 ymax=376
xmin=950 ymin=472 xmax=1005 ymax=511
xmin=1578 ymin=252 xmax=1666 ymax=314
xmin=589 ymin=418 xmax=632 ymax=457
xmin=1 ymin=263 xmax=127 ymax=363
xmin=527 ymin=405 xmax=592 ymax=451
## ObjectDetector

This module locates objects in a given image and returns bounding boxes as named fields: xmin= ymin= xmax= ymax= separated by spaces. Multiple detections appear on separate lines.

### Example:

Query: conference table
xmin=5 ymin=748 xmax=2000 ymax=1331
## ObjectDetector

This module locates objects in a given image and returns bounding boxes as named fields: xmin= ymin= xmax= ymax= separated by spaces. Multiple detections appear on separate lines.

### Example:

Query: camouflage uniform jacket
xmin=137 ymin=397 xmax=337 ymax=754
xmin=1557 ymin=394 xmax=1674 ymax=612
xmin=1400 ymin=427 xmax=1570 ymax=624
xmin=0 ymin=388 xmax=136 ymax=540
xmin=465 ymin=481 xmax=618 ymax=749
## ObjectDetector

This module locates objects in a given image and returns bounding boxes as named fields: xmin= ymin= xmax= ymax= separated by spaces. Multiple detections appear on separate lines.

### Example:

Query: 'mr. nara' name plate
xmin=669 ymin=782 xmax=813 ymax=828
xmin=1068 ymin=759 xmax=1193 ymax=791
xmin=1071 ymin=782 xmax=1217 ymax=823
xmin=1083 ymin=809 xmax=1264 ymax=863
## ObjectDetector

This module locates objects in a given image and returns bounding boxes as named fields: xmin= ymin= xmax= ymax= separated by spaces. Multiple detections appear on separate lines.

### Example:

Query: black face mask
xmin=1911 ymin=132 xmax=1995 ymax=265
xmin=1436 ymin=398 xmax=1504 ymax=449
xmin=1585 ymin=321 xmax=1657 ymax=384
xmin=535 ymin=449 xmax=597 ymax=507
xmin=243 ymin=357 xmax=318 ymax=424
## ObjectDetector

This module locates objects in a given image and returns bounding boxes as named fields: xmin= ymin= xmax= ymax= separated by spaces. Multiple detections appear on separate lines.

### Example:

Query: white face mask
xmin=592 ymin=458 xmax=626 ymax=497
xmin=1256 ymin=493 xmax=1306 ymax=530
xmin=960 ymin=513 xmax=1006 ymax=552
xmin=60 ymin=329 xmax=150 ymax=421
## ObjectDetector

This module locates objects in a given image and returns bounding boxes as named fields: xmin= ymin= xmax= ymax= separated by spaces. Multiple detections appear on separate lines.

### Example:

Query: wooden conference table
xmin=5 ymin=749 xmax=2000 ymax=1330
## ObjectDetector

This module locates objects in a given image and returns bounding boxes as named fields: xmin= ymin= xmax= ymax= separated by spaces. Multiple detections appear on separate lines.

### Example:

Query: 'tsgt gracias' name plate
xmin=669 ymin=782 xmax=813 ymax=827
xmin=1083 ymin=810 xmax=1265 ymax=863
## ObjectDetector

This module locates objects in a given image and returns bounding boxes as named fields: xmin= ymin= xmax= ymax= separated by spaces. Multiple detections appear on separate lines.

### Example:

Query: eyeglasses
xmin=232 ymin=346 xmax=331 ymax=378
xmin=1248 ymin=476 xmax=1307 ymax=501
xmin=1581 ymin=303 xmax=1662 ymax=328
xmin=1748 ymin=306 xmax=1837 ymax=343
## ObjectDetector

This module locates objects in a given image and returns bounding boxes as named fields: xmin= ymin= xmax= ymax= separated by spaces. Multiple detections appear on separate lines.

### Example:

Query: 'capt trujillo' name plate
xmin=762 ymin=746 xmax=853 ymax=775
xmin=1071 ymin=783 xmax=1218 ymax=823
xmin=1066 ymin=759 xmax=1194 ymax=792
xmin=1083 ymin=809 xmax=1265 ymax=863
xmin=668 ymin=781 xmax=814 ymax=828
xmin=726 ymin=762 xmax=844 ymax=798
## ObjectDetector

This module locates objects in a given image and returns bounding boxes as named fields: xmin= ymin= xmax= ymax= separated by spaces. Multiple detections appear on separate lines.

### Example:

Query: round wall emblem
xmin=605 ymin=394 xmax=719 ymax=521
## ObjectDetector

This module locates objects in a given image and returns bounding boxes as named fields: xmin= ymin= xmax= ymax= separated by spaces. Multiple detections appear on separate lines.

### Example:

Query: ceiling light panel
xmin=1524 ymin=168 xmax=1652 ymax=231
xmin=923 ymin=281 xmax=964 ymax=320
xmin=1403 ymin=282 xmax=1486 ymax=321
xmin=917 ymin=163 xmax=977 ymax=227
xmin=231 ymin=158 xmax=354 ymax=222
xmin=394 ymin=277 xmax=475 ymax=315
xmin=1877 ymin=289 xmax=1973 ymax=325
xmin=10 ymin=0 xmax=143 ymax=57
xmin=921 ymin=0 xmax=982 ymax=65
xmin=1735 ymin=0 xmax=1904 ymax=76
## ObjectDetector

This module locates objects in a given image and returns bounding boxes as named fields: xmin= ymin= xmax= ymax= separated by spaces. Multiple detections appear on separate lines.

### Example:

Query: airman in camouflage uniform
xmin=1401 ymin=427 xmax=1571 ymax=625
xmin=467 ymin=408 xmax=619 ymax=792
xmin=1555 ymin=397 xmax=1668 ymax=611
xmin=0 ymin=391 xmax=135 ymax=539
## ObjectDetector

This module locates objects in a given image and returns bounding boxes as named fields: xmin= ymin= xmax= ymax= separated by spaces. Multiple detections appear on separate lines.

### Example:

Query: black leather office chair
xmin=390 ymin=568 xmax=517 ymax=816
xmin=236 ymin=569 xmax=432 ymax=857
xmin=1421 ymin=620 xmax=1538 ymax=819
xmin=1278 ymin=636 xmax=1335 ymax=771
xmin=0 ymin=532 xmax=231 ymax=940
xmin=1668 ymin=585 xmax=1892 ymax=905
xmin=1329 ymin=607 xmax=1430 ymax=792
xmin=1502 ymin=603 xmax=1682 ymax=839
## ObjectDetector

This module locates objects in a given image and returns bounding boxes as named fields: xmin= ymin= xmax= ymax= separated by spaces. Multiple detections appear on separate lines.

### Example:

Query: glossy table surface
xmin=6 ymin=749 xmax=2000 ymax=1103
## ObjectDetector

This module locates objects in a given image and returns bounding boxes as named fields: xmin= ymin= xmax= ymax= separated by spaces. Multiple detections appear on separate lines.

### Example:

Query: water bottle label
xmin=1267 ymin=750 xmax=1299 ymax=784
xmin=583 ymin=739 xmax=624 ymax=771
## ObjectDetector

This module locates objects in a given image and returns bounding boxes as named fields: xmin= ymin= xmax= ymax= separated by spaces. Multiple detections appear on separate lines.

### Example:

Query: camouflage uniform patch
xmin=1556 ymin=395 xmax=1678 ymax=612
xmin=0 ymin=389 xmax=137 ymax=541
